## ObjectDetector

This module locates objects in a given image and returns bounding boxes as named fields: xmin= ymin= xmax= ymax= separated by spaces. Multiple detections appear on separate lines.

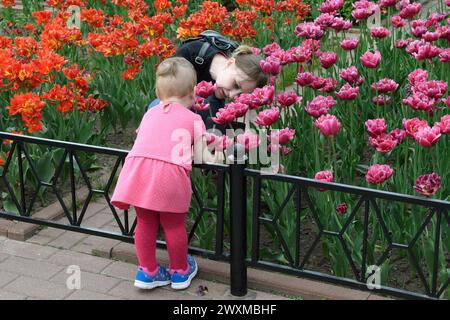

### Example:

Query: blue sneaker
xmin=134 ymin=266 xmax=171 ymax=289
xmin=171 ymin=255 xmax=198 ymax=290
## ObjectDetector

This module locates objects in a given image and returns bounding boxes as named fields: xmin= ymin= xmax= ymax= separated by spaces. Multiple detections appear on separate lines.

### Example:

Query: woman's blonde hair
xmin=156 ymin=57 xmax=197 ymax=99
xmin=232 ymin=45 xmax=269 ymax=88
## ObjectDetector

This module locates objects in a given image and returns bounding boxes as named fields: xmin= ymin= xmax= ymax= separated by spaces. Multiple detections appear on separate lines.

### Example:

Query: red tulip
xmin=414 ymin=173 xmax=441 ymax=197
xmin=314 ymin=115 xmax=342 ymax=137
xmin=336 ymin=203 xmax=348 ymax=215
xmin=366 ymin=164 xmax=394 ymax=185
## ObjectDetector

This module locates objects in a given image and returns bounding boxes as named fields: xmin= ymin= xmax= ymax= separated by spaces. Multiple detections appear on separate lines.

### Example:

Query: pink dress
xmin=111 ymin=102 xmax=206 ymax=214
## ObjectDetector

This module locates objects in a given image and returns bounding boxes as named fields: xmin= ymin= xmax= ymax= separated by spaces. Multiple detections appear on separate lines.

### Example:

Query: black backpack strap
xmin=194 ymin=41 xmax=211 ymax=65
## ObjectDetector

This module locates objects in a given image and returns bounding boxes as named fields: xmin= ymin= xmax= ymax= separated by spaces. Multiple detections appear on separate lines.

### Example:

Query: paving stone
xmin=47 ymin=231 xmax=89 ymax=250
xmin=253 ymin=291 xmax=291 ymax=300
xmin=108 ymin=280 xmax=196 ymax=300
xmin=0 ymin=253 xmax=9 ymax=263
xmin=0 ymin=256 xmax=64 ymax=280
xmin=4 ymin=276 xmax=73 ymax=300
xmin=47 ymin=249 xmax=113 ymax=274
xmin=0 ymin=290 xmax=27 ymax=300
xmin=65 ymin=290 xmax=124 ymax=300
xmin=71 ymin=235 xmax=121 ymax=258
xmin=0 ymin=220 xmax=15 ymax=237
xmin=0 ymin=270 xmax=19 ymax=288
xmin=100 ymin=261 xmax=136 ymax=281
xmin=0 ymin=239 xmax=58 ymax=260
xmin=26 ymin=234 xmax=54 ymax=246
xmin=36 ymin=226 xmax=66 ymax=239
xmin=182 ymin=278 xmax=229 ymax=300
xmin=49 ymin=269 xmax=122 ymax=294
xmin=80 ymin=212 xmax=115 ymax=229
xmin=6 ymin=221 xmax=39 ymax=241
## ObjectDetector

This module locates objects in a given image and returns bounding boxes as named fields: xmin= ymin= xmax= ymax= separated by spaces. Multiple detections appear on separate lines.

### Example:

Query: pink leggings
xmin=134 ymin=207 xmax=188 ymax=274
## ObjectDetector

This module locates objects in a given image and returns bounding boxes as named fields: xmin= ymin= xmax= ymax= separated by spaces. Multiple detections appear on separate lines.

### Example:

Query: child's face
xmin=214 ymin=59 xmax=258 ymax=100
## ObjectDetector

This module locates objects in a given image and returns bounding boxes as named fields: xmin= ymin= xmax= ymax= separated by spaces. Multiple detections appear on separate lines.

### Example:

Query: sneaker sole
xmin=170 ymin=266 xmax=198 ymax=290
xmin=134 ymin=279 xmax=171 ymax=290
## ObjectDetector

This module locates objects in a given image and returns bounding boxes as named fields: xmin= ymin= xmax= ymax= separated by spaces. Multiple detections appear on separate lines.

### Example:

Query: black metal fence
xmin=0 ymin=132 xmax=448 ymax=300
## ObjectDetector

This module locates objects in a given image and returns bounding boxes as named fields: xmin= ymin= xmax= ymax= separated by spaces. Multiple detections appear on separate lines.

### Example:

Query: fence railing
xmin=0 ymin=132 xmax=448 ymax=299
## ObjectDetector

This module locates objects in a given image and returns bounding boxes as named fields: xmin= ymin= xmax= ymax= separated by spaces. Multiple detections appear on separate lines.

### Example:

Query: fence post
xmin=228 ymin=143 xmax=247 ymax=296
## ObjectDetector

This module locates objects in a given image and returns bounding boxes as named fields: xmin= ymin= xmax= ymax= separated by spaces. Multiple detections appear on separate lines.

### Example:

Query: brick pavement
xmin=0 ymin=236 xmax=291 ymax=300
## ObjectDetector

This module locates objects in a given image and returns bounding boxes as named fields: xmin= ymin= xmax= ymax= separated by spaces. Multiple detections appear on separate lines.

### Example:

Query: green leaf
xmin=3 ymin=199 xmax=19 ymax=215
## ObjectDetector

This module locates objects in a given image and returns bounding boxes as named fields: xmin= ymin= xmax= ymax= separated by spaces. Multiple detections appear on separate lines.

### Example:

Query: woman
xmin=147 ymin=35 xmax=269 ymax=131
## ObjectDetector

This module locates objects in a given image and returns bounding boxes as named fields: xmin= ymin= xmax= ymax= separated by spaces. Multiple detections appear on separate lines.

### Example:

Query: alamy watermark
xmin=66 ymin=265 xmax=81 ymax=290
xmin=366 ymin=265 xmax=381 ymax=290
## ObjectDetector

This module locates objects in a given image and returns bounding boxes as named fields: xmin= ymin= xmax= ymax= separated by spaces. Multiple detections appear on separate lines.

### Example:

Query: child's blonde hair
xmin=156 ymin=57 xmax=197 ymax=100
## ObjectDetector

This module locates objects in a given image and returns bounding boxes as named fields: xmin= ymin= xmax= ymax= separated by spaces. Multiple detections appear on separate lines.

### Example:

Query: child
xmin=111 ymin=57 xmax=219 ymax=290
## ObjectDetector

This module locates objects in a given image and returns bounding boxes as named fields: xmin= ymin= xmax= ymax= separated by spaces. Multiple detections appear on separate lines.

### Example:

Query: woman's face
xmin=214 ymin=59 xmax=258 ymax=100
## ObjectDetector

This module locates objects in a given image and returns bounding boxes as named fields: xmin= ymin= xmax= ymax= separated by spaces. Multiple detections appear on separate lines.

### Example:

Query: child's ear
xmin=226 ymin=57 xmax=235 ymax=67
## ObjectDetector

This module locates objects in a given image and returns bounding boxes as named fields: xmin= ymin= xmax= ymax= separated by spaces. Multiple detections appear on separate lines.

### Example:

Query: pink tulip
xmin=351 ymin=0 xmax=379 ymax=20
xmin=251 ymin=86 xmax=274 ymax=109
xmin=305 ymin=95 xmax=336 ymax=118
xmin=389 ymin=128 xmax=407 ymax=143
xmin=365 ymin=118 xmax=387 ymax=137
xmin=380 ymin=0 xmax=397 ymax=8
xmin=341 ymin=38 xmax=359 ymax=51
xmin=439 ymin=49 xmax=450 ymax=62
xmin=270 ymin=128 xmax=296 ymax=145
xmin=371 ymin=78 xmax=399 ymax=94
xmin=422 ymin=31 xmax=441 ymax=43
xmin=331 ymin=17 xmax=352 ymax=32
xmin=370 ymin=27 xmax=390 ymax=38
xmin=255 ymin=107 xmax=279 ymax=126
xmin=335 ymin=83 xmax=359 ymax=100
xmin=212 ymin=107 xmax=235 ymax=125
xmin=227 ymin=102 xmax=249 ymax=118
xmin=277 ymin=91 xmax=301 ymax=107
xmin=205 ymin=132 xmax=219 ymax=148
xmin=237 ymin=132 xmax=260 ymax=152
xmin=369 ymin=134 xmax=398 ymax=153
xmin=414 ymin=173 xmax=441 ymax=197
xmin=319 ymin=52 xmax=338 ymax=69
xmin=295 ymin=72 xmax=315 ymax=86
xmin=414 ymin=80 xmax=448 ymax=100
xmin=411 ymin=20 xmax=427 ymax=38
xmin=314 ymin=115 xmax=342 ymax=137
xmin=250 ymin=47 xmax=261 ymax=55
xmin=406 ymin=40 xmax=440 ymax=61
xmin=414 ymin=125 xmax=441 ymax=147
xmin=318 ymin=77 xmax=338 ymax=93
xmin=446 ymin=0 xmax=450 ymax=6
xmin=260 ymin=56 xmax=282 ymax=76
xmin=402 ymin=92 xmax=436 ymax=112
xmin=438 ymin=26 xmax=450 ymax=41
xmin=214 ymin=135 xmax=234 ymax=152
xmin=295 ymin=22 xmax=324 ymax=40
xmin=435 ymin=115 xmax=450 ymax=134
xmin=263 ymin=42 xmax=281 ymax=56
xmin=336 ymin=203 xmax=348 ymax=215
xmin=268 ymin=143 xmax=293 ymax=156
xmin=396 ymin=39 xmax=412 ymax=48
xmin=319 ymin=0 xmax=343 ymax=14
xmin=402 ymin=118 xmax=428 ymax=138
xmin=443 ymin=96 xmax=450 ymax=107
xmin=391 ymin=15 xmax=406 ymax=28
xmin=193 ymin=96 xmax=210 ymax=111
xmin=373 ymin=95 xmax=391 ymax=106
xmin=408 ymin=69 xmax=428 ymax=87
xmin=361 ymin=50 xmax=381 ymax=68
xmin=315 ymin=170 xmax=334 ymax=191
xmin=340 ymin=66 xmax=359 ymax=85
xmin=288 ymin=45 xmax=312 ymax=63
xmin=195 ymin=81 xmax=216 ymax=98
xmin=399 ymin=2 xmax=422 ymax=20
xmin=315 ymin=13 xmax=336 ymax=29
xmin=366 ymin=164 xmax=394 ymax=185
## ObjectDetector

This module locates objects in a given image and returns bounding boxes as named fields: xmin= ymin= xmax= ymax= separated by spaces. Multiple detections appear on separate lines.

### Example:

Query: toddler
xmin=111 ymin=57 xmax=219 ymax=290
